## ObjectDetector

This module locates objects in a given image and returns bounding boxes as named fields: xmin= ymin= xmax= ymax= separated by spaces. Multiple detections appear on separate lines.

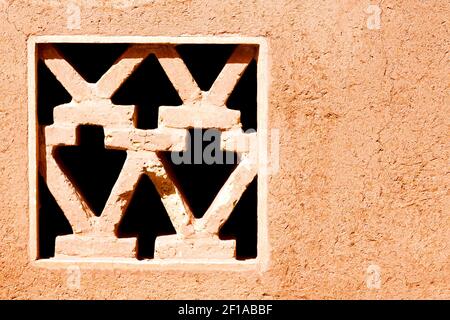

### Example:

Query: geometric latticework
xmin=37 ymin=42 xmax=258 ymax=260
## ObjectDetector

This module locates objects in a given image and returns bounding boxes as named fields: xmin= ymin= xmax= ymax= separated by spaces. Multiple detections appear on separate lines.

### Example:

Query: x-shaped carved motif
xmin=39 ymin=43 xmax=258 ymax=257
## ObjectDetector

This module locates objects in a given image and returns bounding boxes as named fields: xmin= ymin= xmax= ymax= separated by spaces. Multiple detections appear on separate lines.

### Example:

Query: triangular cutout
xmin=111 ymin=54 xmax=183 ymax=129
xmin=116 ymin=174 xmax=176 ymax=259
xmin=219 ymin=177 xmax=257 ymax=260
xmin=53 ymin=125 xmax=127 ymax=216
xmin=37 ymin=60 xmax=72 ymax=125
xmin=53 ymin=43 xmax=129 ymax=83
xmin=38 ymin=174 xmax=73 ymax=258
xmin=175 ymin=44 xmax=237 ymax=91
xmin=227 ymin=59 xmax=258 ymax=131
xmin=160 ymin=129 xmax=239 ymax=219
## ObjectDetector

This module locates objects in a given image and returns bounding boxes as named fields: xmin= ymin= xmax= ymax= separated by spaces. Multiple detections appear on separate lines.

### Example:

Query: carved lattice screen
xmin=28 ymin=37 xmax=267 ymax=265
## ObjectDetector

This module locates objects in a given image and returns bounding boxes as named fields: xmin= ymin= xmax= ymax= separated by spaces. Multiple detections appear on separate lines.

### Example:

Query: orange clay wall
xmin=0 ymin=0 xmax=449 ymax=299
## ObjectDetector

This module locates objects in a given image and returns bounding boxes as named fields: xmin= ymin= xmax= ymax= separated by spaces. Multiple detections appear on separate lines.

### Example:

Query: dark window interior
xmin=175 ymin=44 xmax=237 ymax=91
xmin=111 ymin=54 xmax=182 ymax=130
xmin=54 ymin=43 xmax=129 ymax=83
xmin=37 ymin=43 xmax=258 ymax=260
xmin=54 ymin=125 xmax=127 ymax=216
xmin=116 ymin=174 xmax=177 ymax=259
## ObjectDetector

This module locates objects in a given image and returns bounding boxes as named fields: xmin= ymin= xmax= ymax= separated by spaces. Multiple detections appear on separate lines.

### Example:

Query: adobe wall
xmin=0 ymin=0 xmax=448 ymax=299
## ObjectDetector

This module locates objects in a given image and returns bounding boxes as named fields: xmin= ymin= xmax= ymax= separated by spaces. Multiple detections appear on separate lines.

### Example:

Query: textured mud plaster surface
xmin=0 ymin=0 xmax=449 ymax=299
